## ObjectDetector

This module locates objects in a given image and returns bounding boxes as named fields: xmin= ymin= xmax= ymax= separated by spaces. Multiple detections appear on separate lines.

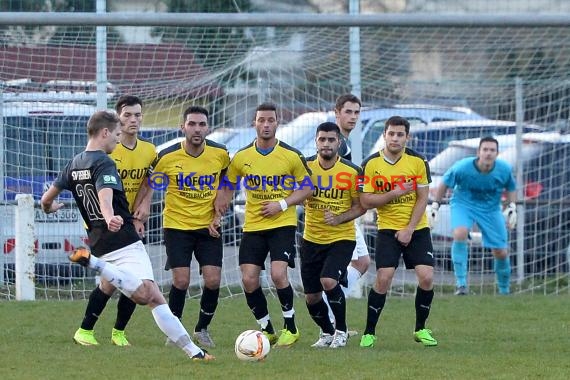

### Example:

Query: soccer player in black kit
xmin=41 ymin=110 xmax=213 ymax=361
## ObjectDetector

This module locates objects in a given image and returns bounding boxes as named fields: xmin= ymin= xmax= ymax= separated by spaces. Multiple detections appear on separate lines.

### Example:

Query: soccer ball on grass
xmin=234 ymin=330 xmax=270 ymax=361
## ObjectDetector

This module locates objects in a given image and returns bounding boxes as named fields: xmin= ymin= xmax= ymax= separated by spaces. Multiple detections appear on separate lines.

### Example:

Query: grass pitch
xmin=0 ymin=295 xmax=568 ymax=380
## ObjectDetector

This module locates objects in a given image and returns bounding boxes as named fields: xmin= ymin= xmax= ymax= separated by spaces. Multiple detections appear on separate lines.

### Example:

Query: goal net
xmin=1 ymin=21 xmax=569 ymax=300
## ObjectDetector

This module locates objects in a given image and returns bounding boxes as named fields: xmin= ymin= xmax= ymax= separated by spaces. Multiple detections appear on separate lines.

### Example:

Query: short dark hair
xmin=335 ymin=94 xmax=361 ymax=111
xmin=316 ymin=121 xmax=341 ymax=136
xmin=183 ymin=105 xmax=209 ymax=121
xmin=87 ymin=110 xmax=120 ymax=137
xmin=253 ymin=102 xmax=278 ymax=121
xmin=384 ymin=116 xmax=410 ymax=134
xmin=115 ymin=95 xmax=143 ymax=114
xmin=479 ymin=136 xmax=499 ymax=151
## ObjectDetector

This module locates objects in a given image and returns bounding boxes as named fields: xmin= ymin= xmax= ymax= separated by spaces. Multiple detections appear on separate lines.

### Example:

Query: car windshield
xmin=276 ymin=112 xmax=330 ymax=147
xmin=207 ymin=129 xmax=237 ymax=144
xmin=225 ymin=129 xmax=258 ymax=153
xmin=429 ymin=145 xmax=477 ymax=175
xmin=207 ymin=128 xmax=257 ymax=155
xmin=499 ymin=143 xmax=545 ymax=167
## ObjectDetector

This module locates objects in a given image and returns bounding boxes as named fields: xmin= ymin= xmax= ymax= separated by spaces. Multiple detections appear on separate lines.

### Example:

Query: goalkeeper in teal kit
xmin=430 ymin=137 xmax=517 ymax=295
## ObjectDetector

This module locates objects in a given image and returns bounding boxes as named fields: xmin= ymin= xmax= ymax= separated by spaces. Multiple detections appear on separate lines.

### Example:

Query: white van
xmin=1 ymin=101 xmax=94 ymax=267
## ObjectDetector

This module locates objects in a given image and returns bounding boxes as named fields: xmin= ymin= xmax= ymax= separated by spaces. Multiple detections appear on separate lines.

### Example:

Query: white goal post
xmin=15 ymin=194 xmax=35 ymax=301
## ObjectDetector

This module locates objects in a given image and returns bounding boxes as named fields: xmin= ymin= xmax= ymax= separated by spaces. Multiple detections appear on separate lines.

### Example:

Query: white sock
xmin=88 ymin=255 xmax=100 ymax=269
xmin=151 ymin=304 xmax=202 ymax=356
xmin=256 ymin=315 xmax=270 ymax=330
xmin=282 ymin=308 xmax=295 ymax=318
xmin=342 ymin=265 xmax=363 ymax=297
xmin=91 ymin=259 xmax=143 ymax=298
xmin=321 ymin=293 xmax=335 ymax=324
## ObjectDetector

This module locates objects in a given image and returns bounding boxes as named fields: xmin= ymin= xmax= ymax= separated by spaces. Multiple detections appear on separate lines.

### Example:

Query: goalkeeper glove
xmin=428 ymin=202 xmax=440 ymax=229
xmin=503 ymin=202 xmax=517 ymax=229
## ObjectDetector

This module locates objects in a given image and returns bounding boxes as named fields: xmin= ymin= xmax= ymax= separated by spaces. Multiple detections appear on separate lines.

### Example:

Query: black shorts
xmin=164 ymin=228 xmax=223 ymax=270
xmin=374 ymin=227 xmax=434 ymax=270
xmin=300 ymin=239 xmax=355 ymax=294
xmin=239 ymin=226 xmax=297 ymax=269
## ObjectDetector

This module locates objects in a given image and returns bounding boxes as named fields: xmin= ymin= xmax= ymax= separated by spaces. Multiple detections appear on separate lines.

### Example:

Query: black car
xmin=500 ymin=136 xmax=570 ymax=274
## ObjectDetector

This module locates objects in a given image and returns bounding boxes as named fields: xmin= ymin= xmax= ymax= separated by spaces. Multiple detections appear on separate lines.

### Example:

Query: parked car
xmin=369 ymin=119 xmax=545 ymax=161
xmin=276 ymin=105 xmax=487 ymax=161
xmin=500 ymin=134 xmax=570 ymax=273
xmin=1 ymin=101 xmax=94 ymax=268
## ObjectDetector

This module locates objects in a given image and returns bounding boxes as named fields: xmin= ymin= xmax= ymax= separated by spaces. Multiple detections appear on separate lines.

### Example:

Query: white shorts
xmin=99 ymin=240 xmax=155 ymax=281
xmin=352 ymin=223 xmax=370 ymax=261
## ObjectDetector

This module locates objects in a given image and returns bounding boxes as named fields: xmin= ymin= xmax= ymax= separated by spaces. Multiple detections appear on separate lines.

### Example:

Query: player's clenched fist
xmin=107 ymin=215 xmax=124 ymax=232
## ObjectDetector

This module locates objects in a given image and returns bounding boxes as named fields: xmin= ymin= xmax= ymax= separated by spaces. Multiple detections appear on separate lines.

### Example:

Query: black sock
xmin=324 ymin=284 xmax=347 ymax=332
xmin=363 ymin=288 xmax=386 ymax=336
xmin=306 ymin=298 xmax=335 ymax=335
xmin=415 ymin=286 xmax=434 ymax=331
xmin=114 ymin=293 xmax=136 ymax=330
xmin=81 ymin=286 xmax=111 ymax=330
xmin=168 ymin=285 xmax=187 ymax=319
xmin=245 ymin=287 xmax=273 ymax=334
xmin=277 ymin=285 xmax=296 ymax=333
xmin=195 ymin=287 xmax=219 ymax=331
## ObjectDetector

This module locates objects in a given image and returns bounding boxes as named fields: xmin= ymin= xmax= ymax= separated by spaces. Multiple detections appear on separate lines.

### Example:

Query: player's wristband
xmin=431 ymin=201 xmax=440 ymax=211
xmin=278 ymin=199 xmax=288 ymax=212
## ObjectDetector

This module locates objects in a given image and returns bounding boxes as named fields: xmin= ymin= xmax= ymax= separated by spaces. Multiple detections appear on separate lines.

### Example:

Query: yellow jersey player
xmin=72 ymin=95 xmax=155 ymax=347
xmin=301 ymin=122 xmax=365 ymax=349
xmin=216 ymin=102 xmax=313 ymax=347
xmin=143 ymin=105 xmax=230 ymax=349
xmin=109 ymin=127 xmax=155 ymax=230
xmin=358 ymin=116 xmax=438 ymax=348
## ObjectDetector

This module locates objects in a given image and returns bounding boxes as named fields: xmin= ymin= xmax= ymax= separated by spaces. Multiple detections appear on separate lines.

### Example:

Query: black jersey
xmin=54 ymin=150 xmax=140 ymax=257
xmin=339 ymin=134 xmax=352 ymax=161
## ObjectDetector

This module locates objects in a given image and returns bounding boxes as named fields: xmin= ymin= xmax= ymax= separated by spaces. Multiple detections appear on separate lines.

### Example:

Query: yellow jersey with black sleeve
xmin=226 ymin=139 xmax=311 ymax=232
xmin=109 ymin=137 xmax=156 ymax=212
xmin=303 ymin=156 xmax=362 ymax=244
xmin=361 ymin=148 xmax=431 ymax=231
xmin=152 ymin=139 xmax=230 ymax=230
